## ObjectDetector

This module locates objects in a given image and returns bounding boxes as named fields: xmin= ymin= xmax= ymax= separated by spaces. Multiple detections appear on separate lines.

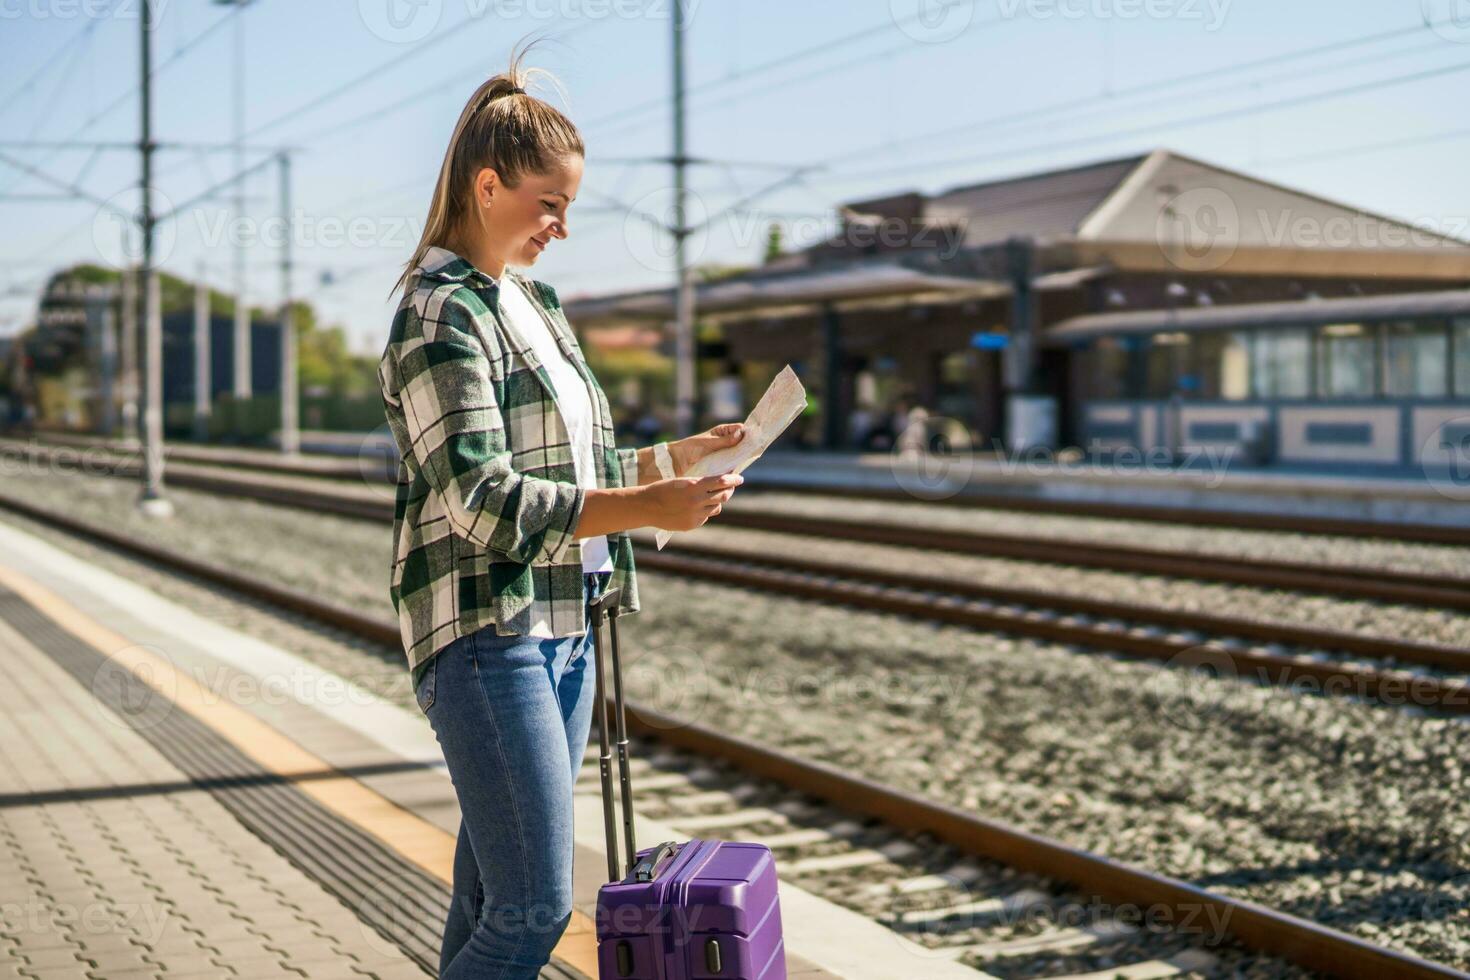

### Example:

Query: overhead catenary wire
xmin=0 ymin=1 xmax=114 ymax=117
xmin=817 ymin=54 xmax=1470 ymax=186
xmin=812 ymin=32 xmax=1455 ymax=177
xmin=323 ymin=14 xmax=1463 ymax=233
xmin=0 ymin=4 xmax=249 ymax=198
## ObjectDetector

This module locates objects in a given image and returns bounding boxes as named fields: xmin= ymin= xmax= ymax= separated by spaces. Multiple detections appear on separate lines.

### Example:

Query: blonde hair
xmin=391 ymin=38 xmax=584 ymax=298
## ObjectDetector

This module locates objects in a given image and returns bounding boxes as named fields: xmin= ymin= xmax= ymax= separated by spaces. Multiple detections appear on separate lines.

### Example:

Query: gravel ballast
xmin=2 ymin=467 xmax=1466 ymax=970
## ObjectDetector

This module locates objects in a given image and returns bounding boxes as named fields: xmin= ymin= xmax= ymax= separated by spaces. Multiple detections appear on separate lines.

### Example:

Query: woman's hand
xmin=669 ymin=423 xmax=745 ymax=475
xmin=640 ymin=473 xmax=744 ymax=532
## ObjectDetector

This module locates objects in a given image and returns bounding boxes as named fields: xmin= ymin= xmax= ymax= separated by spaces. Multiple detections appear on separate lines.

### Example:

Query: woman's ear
xmin=473 ymin=166 xmax=501 ymax=207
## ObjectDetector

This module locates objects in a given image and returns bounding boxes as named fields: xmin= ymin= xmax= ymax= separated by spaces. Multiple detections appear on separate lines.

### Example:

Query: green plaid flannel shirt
xmin=378 ymin=246 xmax=641 ymax=683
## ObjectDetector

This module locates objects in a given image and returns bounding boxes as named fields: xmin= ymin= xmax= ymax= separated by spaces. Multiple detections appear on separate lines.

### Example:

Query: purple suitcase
xmin=587 ymin=588 xmax=786 ymax=980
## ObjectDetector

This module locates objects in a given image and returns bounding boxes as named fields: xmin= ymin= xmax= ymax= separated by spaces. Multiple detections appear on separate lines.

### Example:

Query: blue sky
xmin=1 ymin=0 xmax=1466 ymax=354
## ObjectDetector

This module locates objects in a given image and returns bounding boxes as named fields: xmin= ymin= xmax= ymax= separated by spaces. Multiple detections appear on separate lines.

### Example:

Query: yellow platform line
xmin=0 ymin=564 xmax=600 ymax=977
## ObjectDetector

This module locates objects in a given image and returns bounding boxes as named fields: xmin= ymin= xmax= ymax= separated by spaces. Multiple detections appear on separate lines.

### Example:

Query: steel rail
xmin=14 ymin=432 xmax=1470 ymax=547
xmin=0 ymin=495 xmax=1464 ymax=979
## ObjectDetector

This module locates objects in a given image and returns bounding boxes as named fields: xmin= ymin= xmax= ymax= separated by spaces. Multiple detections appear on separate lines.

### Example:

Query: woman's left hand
xmin=670 ymin=423 xmax=746 ymax=475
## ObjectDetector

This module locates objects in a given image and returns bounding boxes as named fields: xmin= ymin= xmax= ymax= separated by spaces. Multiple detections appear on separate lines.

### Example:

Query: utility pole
xmin=137 ymin=0 xmax=171 ymax=516
xmin=670 ymin=0 xmax=695 ymax=439
xmin=87 ymin=289 xmax=117 ymax=437
xmin=194 ymin=264 xmax=211 ymax=442
xmin=218 ymin=0 xmax=254 ymax=400
xmin=277 ymin=151 xmax=298 ymax=455
xmin=119 ymin=263 xmax=139 ymax=447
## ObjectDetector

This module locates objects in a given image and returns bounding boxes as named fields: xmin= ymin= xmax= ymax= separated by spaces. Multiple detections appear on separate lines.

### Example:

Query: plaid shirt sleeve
xmin=617 ymin=446 xmax=639 ymax=488
xmin=382 ymin=283 xmax=585 ymax=566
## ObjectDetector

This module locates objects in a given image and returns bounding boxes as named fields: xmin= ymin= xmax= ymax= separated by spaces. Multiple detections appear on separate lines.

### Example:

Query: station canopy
xmin=563 ymin=262 xmax=1103 ymax=328
xmin=1044 ymin=287 xmax=1470 ymax=345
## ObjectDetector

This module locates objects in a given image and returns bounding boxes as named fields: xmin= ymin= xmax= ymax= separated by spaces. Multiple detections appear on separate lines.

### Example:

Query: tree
xmin=764 ymin=222 xmax=784 ymax=263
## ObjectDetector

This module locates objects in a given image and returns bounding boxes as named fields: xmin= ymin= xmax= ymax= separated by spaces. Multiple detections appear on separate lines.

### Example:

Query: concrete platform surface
xmin=0 ymin=516 xmax=978 ymax=979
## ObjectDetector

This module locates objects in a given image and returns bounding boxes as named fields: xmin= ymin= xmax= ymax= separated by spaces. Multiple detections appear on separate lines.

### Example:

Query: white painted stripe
xmin=894 ymin=888 xmax=1050 ymax=926
xmin=0 ymin=522 xmax=445 ymax=769
xmin=859 ymin=862 xmax=986 ymax=898
xmin=0 ymin=518 xmax=996 ymax=980
xmin=572 ymin=793 xmax=1000 ymax=980
xmin=668 ymin=807 xmax=791 ymax=830
xmin=953 ymin=921 xmax=1135 ymax=961
xmin=783 ymin=838 xmax=920 ymax=875
xmin=751 ymin=820 xmax=866 ymax=849
xmin=1039 ymin=949 xmax=1217 ymax=980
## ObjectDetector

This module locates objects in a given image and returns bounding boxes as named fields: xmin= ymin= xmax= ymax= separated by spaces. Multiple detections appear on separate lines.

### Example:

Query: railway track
xmin=7 ymin=437 xmax=1469 ymax=611
xmin=18 ymin=430 xmax=1470 ymax=548
xmin=0 ymin=494 xmax=1464 ymax=978
xmin=5 ymin=442 xmax=1470 ymax=718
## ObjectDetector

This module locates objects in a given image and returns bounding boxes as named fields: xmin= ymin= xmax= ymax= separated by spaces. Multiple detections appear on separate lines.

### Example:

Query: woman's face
xmin=470 ymin=154 xmax=583 ymax=273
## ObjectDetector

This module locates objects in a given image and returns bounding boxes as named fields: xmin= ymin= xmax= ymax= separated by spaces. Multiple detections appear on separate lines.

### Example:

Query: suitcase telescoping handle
xmin=589 ymin=587 xmax=639 ymax=883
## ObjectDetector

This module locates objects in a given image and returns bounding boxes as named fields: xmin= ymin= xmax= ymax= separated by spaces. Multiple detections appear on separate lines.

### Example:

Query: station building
xmin=566 ymin=149 xmax=1470 ymax=473
xmin=7 ymin=274 xmax=282 ymax=435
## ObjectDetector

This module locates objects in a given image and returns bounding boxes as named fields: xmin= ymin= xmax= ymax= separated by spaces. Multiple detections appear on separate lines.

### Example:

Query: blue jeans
xmin=416 ymin=570 xmax=611 ymax=979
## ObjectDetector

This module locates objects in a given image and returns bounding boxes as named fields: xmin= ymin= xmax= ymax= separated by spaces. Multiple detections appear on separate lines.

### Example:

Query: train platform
xmin=748 ymin=448 xmax=1470 ymax=529
xmin=0 ymin=514 xmax=984 ymax=980
xmin=16 ymin=427 xmax=1468 ymax=533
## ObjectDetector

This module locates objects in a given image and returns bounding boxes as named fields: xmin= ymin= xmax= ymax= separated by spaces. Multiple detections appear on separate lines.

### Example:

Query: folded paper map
xmin=654 ymin=364 xmax=808 ymax=549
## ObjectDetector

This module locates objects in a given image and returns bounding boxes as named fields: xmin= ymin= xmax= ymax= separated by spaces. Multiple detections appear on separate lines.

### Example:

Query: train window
xmin=1194 ymin=331 xmax=1250 ymax=400
xmin=1082 ymin=337 xmax=1130 ymax=400
xmin=1315 ymin=323 xmax=1375 ymax=398
xmin=1251 ymin=329 xmax=1310 ymax=399
xmin=933 ymin=350 xmax=978 ymax=429
xmin=1382 ymin=319 xmax=1448 ymax=399
xmin=1143 ymin=332 xmax=1190 ymax=398
xmin=1455 ymin=318 xmax=1470 ymax=397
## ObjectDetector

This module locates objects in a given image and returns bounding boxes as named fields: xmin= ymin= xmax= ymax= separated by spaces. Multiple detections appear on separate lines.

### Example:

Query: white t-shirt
xmin=497 ymin=275 xmax=613 ymax=573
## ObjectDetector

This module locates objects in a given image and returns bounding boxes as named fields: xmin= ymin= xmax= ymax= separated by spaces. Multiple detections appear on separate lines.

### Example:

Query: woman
xmin=377 ymin=46 xmax=746 ymax=979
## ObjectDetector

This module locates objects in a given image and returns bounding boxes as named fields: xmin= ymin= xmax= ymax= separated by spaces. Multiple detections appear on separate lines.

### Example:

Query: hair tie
xmin=507 ymin=85 xmax=525 ymax=95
